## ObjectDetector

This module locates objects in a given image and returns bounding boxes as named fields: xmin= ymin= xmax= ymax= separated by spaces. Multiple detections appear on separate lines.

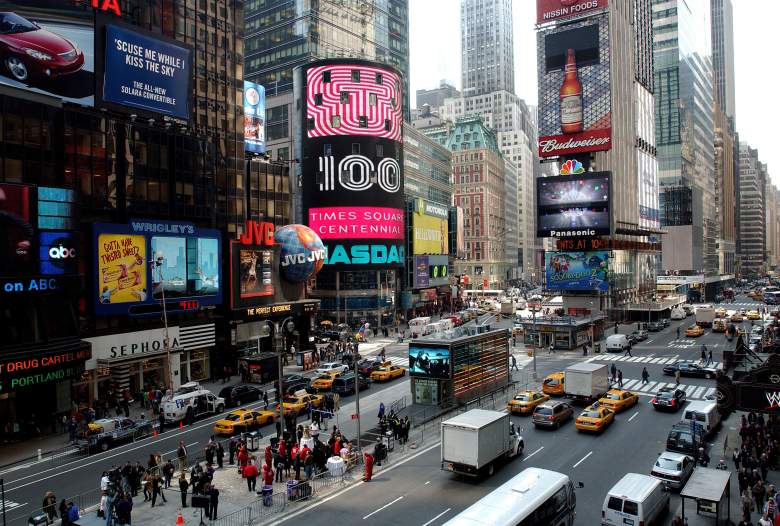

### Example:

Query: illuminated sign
xmin=412 ymin=199 xmax=449 ymax=255
xmin=243 ymin=81 xmax=266 ymax=154
xmin=245 ymin=301 xmax=320 ymax=319
xmin=39 ymin=232 xmax=79 ymax=275
xmin=326 ymin=244 xmax=405 ymax=266
xmin=2 ymin=277 xmax=59 ymax=293
xmin=92 ymin=0 xmax=121 ymax=16
xmin=240 ymin=220 xmax=276 ymax=247
xmin=308 ymin=207 xmax=404 ymax=240
xmin=545 ymin=251 xmax=609 ymax=291
xmin=559 ymin=159 xmax=585 ymax=175
xmin=316 ymin=155 xmax=401 ymax=193
xmin=275 ymin=224 xmax=326 ymax=283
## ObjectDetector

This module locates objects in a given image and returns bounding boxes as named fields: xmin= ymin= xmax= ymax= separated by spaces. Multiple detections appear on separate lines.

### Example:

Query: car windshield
xmin=656 ymin=457 xmax=682 ymax=470
xmin=605 ymin=393 xmax=621 ymax=400
xmin=657 ymin=390 xmax=674 ymax=399
xmin=535 ymin=407 xmax=552 ymax=415
xmin=224 ymin=414 xmax=242 ymax=422
xmin=544 ymin=378 xmax=559 ymax=386
xmin=514 ymin=394 xmax=531 ymax=401
xmin=0 ymin=13 xmax=37 ymax=34
xmin=581 ymin=410 xmax=601 ymax=418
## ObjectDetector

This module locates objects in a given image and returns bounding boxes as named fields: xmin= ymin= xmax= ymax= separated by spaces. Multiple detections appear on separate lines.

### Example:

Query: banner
xmin=244 ymin=81 xmax=266 ymax=153
xmin=537 ymin=0 xmax=609 ymax=24
xmin=413 ymin=199 xmax=449 ymax=255
xmin=545 ymin=251 xmax=609 ymax=291
xmin=97 ymin=233 xmax=147 ymax=305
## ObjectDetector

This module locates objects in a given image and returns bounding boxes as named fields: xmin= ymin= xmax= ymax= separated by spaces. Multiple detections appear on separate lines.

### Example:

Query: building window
xmin=323 ymin=71 xmax=331 ymax=83
xmin=351 ymin=143 xmax=361 ymax=155
xmin=384 ymin=119 xmax=390 ymax=131
xmin=307 ymin=117 xmax=315 ymax=130
xmin=375 ymin=72 xmax=383 ymax=84
xmin=351 ymin=70 xmax=361 ymax=82
xmin=314 ymin=93 xmax=323 ymax=105
xmin=358 ymin=116 xmax=367 ymax=128
xmin=340 ymin=91 xmax=350 ymax=104
xmin=331 ymin=115 xmax=341 ymax=128
xmin=376 ymin=144 xmax=383 ymax=157
xmin=278 ymin=147 xmax=289 ymax=161
xmin=369 ymin=93 xmax=377 ymax=106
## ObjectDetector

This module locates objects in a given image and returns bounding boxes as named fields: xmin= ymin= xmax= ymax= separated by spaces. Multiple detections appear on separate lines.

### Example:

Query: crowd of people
xmin=735 ymin=412 xmax=780 ymax=525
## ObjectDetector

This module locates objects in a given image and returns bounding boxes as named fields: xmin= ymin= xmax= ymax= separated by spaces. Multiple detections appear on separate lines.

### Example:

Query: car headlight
xmin=23 ymin=48 xmax=53 ymax=61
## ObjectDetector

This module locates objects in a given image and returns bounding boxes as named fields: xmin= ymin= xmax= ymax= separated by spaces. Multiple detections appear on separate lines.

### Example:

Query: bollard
xmin=38 ymin=448 xmax=42 ymax=461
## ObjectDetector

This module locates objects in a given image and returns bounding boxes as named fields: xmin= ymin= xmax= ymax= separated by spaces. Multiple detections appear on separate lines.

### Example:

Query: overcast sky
xmin=409 ymin=0 xmax=777 ymax=182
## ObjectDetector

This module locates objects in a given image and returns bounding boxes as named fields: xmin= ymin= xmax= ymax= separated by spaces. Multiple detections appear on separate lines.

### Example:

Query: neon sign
xmin=239 ymin=220 xmax=275 ymax=247
xmin=91 ymin=0 xmax=122 ymax=16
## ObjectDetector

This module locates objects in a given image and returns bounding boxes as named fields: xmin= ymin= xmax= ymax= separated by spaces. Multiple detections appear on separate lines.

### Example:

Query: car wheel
xmin=5 ymin=56 xmax=30 ymax=82
xmin=217 ymin=404 xmax=225 ymax=413
xmin=705 ymin=373 xmax=713 ymax=379
xmin=100 ymin=441 xmax=110 ymax=452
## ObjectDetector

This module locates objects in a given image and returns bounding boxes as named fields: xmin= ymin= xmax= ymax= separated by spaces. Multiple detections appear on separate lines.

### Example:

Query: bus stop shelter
xmin=680 ymin=468 xmax=731 ymax=524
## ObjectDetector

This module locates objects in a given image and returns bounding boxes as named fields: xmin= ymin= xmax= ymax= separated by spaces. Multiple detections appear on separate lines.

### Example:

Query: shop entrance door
xmin=540 ymin=333 xmax=553 ymax=348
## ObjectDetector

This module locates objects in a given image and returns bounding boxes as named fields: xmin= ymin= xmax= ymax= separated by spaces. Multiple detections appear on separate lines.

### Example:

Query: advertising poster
xmin=455 ymin=207 xmax=466 ymax=260
xmin=536 ymin=172 xmax=611 ymax=237
xmin=0 ymin=183 xmax=34 ymax=276
xmin=413 ymin=199 xmax=449 ymax=255
xmin=414 ymin=255 xmax=429 ymax=288
xmin=298 ymin=60 xmax=405 ymax=270
xmin=244 ymin=81 xmax=266 ymax=153
xmin=409 ymin=346 xmax=450 ymax=379
xmin=102 ymin=24 xmax=191 ymax=119
xmin=0 ymin=2 xmax=94 ymax=106
xmin=537 ymin=0 xmax=609 ymax=24
xmin=537 ymin=16 xmax=611 ymax=157
xmin=191 ymin=238 xmax=220 ymax=296
xmin=239 ymin=249 xmax=273 ymax=299
xmin=545 ymin=251 xmax=609 ymax=292
xmin=97 ymin=233 xmax=147 ymax=304
xmin=150 ymin=236 xmax=187 ymax=298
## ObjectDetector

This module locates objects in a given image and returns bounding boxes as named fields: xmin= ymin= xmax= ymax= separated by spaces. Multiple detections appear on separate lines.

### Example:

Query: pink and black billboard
xmin=296 ymin=59 xmax=405 ymax=269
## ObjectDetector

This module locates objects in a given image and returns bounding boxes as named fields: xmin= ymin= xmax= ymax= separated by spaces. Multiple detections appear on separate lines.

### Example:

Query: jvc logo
xmin=318 ymin=155 xmax=400 ymax=193
xmin=281 ymin=250 xmax=327 ymax=267
xmin=49 ymin=245 xmax=76 ymax=259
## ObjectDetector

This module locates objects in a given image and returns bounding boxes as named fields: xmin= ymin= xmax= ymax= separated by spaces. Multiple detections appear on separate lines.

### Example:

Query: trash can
xmin=247 ymin=431 xmax=260 ymax=451
xmin=261 ymin=485 xmax=274 ymax=507
xmin=286 ymin=479 xmax=299 ymax=500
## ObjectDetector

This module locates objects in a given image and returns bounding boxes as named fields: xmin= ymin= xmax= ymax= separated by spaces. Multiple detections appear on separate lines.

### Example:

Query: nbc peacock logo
xmin=559 ymin=159 xmax=585 ymax=175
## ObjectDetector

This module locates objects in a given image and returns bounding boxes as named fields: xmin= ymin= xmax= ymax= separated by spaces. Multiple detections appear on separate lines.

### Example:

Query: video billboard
xmin=536 ymin=172 xmax=611 ymax=237
xmin=0 ymin=3 xmax=95 ymax=106
xmin=102 ymin=24 xmax=191 ymax=120
xmin=409 ymin=345 xmax=450 ymax=379
xmin=537 ymin=16 xmax=611 ymax=157
xmin=413 ymin=199 xmax=449 ymax=255
xmin=244 ymin=81 xmax=266 ymax=153
xmin=94 ymin=221 xmax=221 ymax=315
xmin=545 ymin=251 xmax=609 ymax=292
xmin=298 ymin=59 xmax=405 ymax=269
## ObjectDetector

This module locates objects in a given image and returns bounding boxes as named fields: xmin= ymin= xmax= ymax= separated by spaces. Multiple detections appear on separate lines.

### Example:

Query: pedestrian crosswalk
xmin=382 ymin=356 xmax=409 ymax=367
xmin=1 ymin=500 xmax=26 ymax=512
xmin=586 ymin=353 xmax=722 ymax=369
xmin=615 ymin=378 xmax=717 ymax=401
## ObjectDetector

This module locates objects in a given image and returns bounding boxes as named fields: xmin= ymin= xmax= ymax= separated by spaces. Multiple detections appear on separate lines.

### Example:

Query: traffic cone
xmin=153 ymin=429 xmax=158 ymax=438
xmin=176 ymin=511 xmax=185 ymax=526
xmin=179 ymin=421 xmax=184 ymax=430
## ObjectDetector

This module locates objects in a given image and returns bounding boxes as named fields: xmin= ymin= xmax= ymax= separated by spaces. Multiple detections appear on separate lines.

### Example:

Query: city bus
xmin=442 ymin=468 xmax=578 ymax=526
xmin=765 ymin=291 xmax=780 ymax=305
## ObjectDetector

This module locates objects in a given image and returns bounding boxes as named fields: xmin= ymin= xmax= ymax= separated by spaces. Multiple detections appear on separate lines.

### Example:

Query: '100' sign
xmin=318 ymin=155 xmax=400 ymax=193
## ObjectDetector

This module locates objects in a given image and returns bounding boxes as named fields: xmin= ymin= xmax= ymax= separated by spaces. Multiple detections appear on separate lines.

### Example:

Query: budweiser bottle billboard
xmin=559 ymin=48 xmax=583 ymax=134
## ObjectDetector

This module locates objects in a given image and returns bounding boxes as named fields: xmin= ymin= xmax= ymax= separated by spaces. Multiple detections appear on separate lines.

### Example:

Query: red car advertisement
xmin=0 ymin=2 xmax=94 ymax=105
xmin=536 ymin=17 xmax=611 ymax=158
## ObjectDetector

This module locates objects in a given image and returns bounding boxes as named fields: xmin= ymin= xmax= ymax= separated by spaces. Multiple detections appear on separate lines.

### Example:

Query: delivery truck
xmin=440 ymin=409 xmax=523 ymax=477
xmin=696 ymin=306 xmax=716 ymax=327
xmin=564 ymin=362 xmax=609 ymax=402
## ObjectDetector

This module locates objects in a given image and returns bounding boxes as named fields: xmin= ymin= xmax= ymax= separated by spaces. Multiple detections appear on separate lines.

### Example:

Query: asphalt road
xmin=276 ymin=297 xmax=763 ymax=526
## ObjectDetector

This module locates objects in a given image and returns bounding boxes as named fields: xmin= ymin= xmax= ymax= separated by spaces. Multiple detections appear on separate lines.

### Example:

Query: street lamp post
xmin=531 ymin=306 xmax=538 ymax=379
xmin=152 ymin=255 xmax=174 ymax=394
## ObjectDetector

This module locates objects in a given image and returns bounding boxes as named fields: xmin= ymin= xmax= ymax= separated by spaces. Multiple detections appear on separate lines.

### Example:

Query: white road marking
xmin=692 ymin=386 xmax=706 ymax=398
xmin=705 ymin=387 xmax=716 ymax=398
xmin=622 ymin=379 xmax=640 ymax=389
xmin=424 ymin=481 xmax=431 ymax=485
xmin=421 ymin=508 xmax=452 ymax=526
xmin=645 ymin=381 xmax=658 ymax=392
xmin=628 ymin=412 xmax=639 ymax=422
xmin=0 ymin=500 xmax=26 ymax=511
xmin=522 ymin=446 xmax=545 ymax=462
xmin=572 ymin=451 xmax=593 ymax=469
xmin=363 ymin=495 xmax=405 ymax=520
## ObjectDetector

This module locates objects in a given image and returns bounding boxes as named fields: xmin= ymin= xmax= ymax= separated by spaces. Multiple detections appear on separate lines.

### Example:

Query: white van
xmin=681 ymin=400 xmax=722 ymax=438
xmin=670 ymin=307 xmax=686 ymax=320
xmin=161 ymin=385 xmax=225 ymax=422
xmin=606 ymin=334 xmax=630 ymax=353
xmin=602 ymin=473 xmax=669 ymax=526
xmin=408 ymin=317 xmax=431 ymax=338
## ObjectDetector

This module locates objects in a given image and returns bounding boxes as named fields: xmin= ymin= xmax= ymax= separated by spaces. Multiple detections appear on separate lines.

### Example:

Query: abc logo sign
xmin=49 ymin=244 xmax=77 ymax=259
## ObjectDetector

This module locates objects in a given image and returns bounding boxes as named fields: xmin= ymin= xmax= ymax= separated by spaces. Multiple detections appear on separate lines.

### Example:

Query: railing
xmin=4 ymin=486 xmax=104 ymax=526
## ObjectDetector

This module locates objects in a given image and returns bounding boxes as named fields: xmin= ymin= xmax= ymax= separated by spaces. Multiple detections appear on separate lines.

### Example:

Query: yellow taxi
xmin=213 ymin=409 xmax=276 ymax=435
xmin=712 ymin=318 xmax=727 ymax=333
xmin=598 ymin=389 xmax=638 ymax=413
xmin=310 ymin=372 xmax=341 ymax=391
xmin=731 ymin=312 xmax=744 ymax=322
xmin=370 ymin=365 xmax=406 ymax=382
xmin=747 ymin=310 xmax=761 ymax=320
xmin=715 ymin=307 xmax=727 ymax=317
xmin=685 ymin=325 xmax=704 ymax=337
xmin=542 ymin=372 xmax=565 ymax=396
xmin=277 ymin=392 xmax=323 ymax=416
xmin=575 ymin=405 xmax=615 ymax=433
xmin=507 ymin=390 xmax=550 ymax=415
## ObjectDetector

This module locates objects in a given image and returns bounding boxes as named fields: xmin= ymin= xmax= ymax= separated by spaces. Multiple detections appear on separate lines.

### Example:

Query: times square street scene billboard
xmin=545 ymin=251 xmax=609 ymax=292
xmin=299 ymin=60 xmax=405 ymax=269
xmin=536 ymin=171 xmax=611 ymax=238
xmin=537 ymin=15 xmax=611 ymax=157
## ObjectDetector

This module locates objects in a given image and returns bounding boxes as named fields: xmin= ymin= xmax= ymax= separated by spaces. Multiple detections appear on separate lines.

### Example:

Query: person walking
xmin=158 ymin=410 xmax=165 ymax=434
xmin=178 ymin=473 xmax=189 ymax=508
xmin=617 ymin=369 xmax=624 ymax=388
xmin=641 ymin=367 xmax=649 ymax=385
xmin=208 ymin=485 xmax=219 ymax=520
xmin=676 ymin=326 xmax=681 ymax=340
xmin=623 ymin=342 xmax=633 ymax=357
xmin=701 ymin=345 xmax=708 ymax=364
xmin=510 ymin=354 xmax=518 ymax=371
xmin=548 ymin=342 xmax=555 ymax=354
xmin=216 ymin=441 xmax=224 ymax=469
xmin=377 ymin=402 xmax=385 ymax=420
xmin=675 ymin=369 xmax=681 ymax=386
xmin=263 ymin=391 xmax=269 ymax=410
xmin=243 ymin=462 xmax=258 ymax=492
xmin=177 ymin=441 xmax=188 ymax=472
xmin=708 ymin=349 xmax=714 ymax=366
xmin=114 ymin=494 xmax=132 ymax=526
xmin=150 ymin=474 xmax=167 ymax=507
xmin=610 ymin=363 xmax=617 ymax=383
xmin=42 ymin=491 xmax=57 ymax=524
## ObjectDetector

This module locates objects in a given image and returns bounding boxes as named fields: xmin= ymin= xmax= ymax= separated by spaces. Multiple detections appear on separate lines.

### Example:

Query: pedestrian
xmin=263 ymin=391 xmax=269 ymax=410
xmin=229 ymin=438 xmax=236 ymax=465
xmin=243 ymin=462 xmax=258 ymax=491
xmin=378 ymin=402 xmax=385 ymax=420
xmin=617 ymin=369 xmax=623 ymax=388
xmin=158 ymin=410 xmax=165 ymax=434
xmin=67 ymin=502 xmax=80 ymax=523
xmin=548 ymin=342 xmax=555 ymax=354
xmin=675 ymin=369 xmax=681 ymax=386
xmin=735 ymin=447 xmax=742 ymax=471
xmin=42 ymin=491 xmax=57 ymax=524
xmin=676 ymin=326 xmax=681 ymax=340
xmin=641 ymin=367 xmax=649 ymax=385
xmin=623 ymin=342 xmax=633 ymax=357
xmin=163 ymin=460 xmax=174 ymax=488
xmin=510 ymin=354 xmax=518 ymax=371
xmin=178 ymin=473 xmax=189 ymax=508
xmin=760 ymin=513 xmax=772 ymax=526
xmin=208 ymin=485 xmax=219 ymax=520
xmin=701 ymin=346 xmax=707 ymax=364
xmin=151 ymin=473 xmax=167 ymax=507
xmin=114 ymin=493 xmax=132 ymax=526
xmin=708 ymin=349 xmax=714 ymax=366
xmin=216 ymin=441 xmax=224 ymax=469
xmin=610 ymin=363 xmax=617 ymax=383
xmin=177 ymin=441 xmax=188 ymax=472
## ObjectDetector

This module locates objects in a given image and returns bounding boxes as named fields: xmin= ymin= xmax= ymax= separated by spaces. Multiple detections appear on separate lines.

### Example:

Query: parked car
xmin=647 ymin=321 xmax=664 ymax=332
xmin=651 ymin=387 xmax=686 ymax=411
xmin=661 ymin=318 xmax=671 ymax=327
xmin=631 ymin=329 xmax=648 ymax=342
xmin=218 ymin=384 xmax=262 ymax=407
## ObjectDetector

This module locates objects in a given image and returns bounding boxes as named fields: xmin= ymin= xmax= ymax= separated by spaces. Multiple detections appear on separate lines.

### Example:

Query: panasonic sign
xmin=549 ymin=229 xmax=596 ymax=238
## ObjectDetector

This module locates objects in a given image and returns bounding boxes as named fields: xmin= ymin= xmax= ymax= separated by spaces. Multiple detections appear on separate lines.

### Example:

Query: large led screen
xmin=238 ymin=248 xmax=273 ymax=299
xmin=0 ymin=3 xmax=95 ymax=106
xmin=536 ymin=172 xmax=611 ymax=238
xmin=545 ymin=251 xmax=609 ymax=292
xmin=537 ymin=16 xmax=611 ymax=157
xmin=244 ymin=81 xmax=266 ymax=153
xmin=102 ymin=24 xmax=191 ymax=120
xmin=409 ymin=345 xmax=450 ymax=379
xmin=0 ymin=183 xmax=34 ymax=276
xmin=298 ymin=59 xmax=405 ymax=270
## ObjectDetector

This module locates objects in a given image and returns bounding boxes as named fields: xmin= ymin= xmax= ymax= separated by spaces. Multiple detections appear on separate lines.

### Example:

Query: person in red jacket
xmin=237 ymin=445 xmax=249 ymax=470
xmin=243 ymin=463 xmax=258 ymax=492
xmin=264 ymin=445 xmax=272 ymax=468
xmin=364 ymin=453 xmax=374 ymax=481
xmin=261 ymin=463 xmax=274 ymax=486
xmin=332 ymin=437 xmax=341 ymax=456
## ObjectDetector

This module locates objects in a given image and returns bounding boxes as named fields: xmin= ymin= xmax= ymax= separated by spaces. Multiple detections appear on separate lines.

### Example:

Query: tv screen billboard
xmin=102 ymin=24 xmax=191 ymax=119
xmin=537 ymin=16 xmax=611 ymax=157
xmin=545 ymin=251 xmax=609 ymax=292
xmin=409 ymin=345 xmax=450 ymax=379
xmin=244 ymin=81 xmax=266 ymax=153
xmin=536 ymin=172 xmax=611 ymax=237
xmin=0 ymin=3 xmax=95 ymax=106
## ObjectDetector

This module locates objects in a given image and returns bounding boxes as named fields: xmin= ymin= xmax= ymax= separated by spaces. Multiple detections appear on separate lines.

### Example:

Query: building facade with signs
xmin=0 ymin=0 xmax=245 ymax=428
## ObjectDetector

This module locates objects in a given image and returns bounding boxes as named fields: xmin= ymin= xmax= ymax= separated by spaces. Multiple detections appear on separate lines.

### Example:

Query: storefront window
xmin=142 ymin=358 xmax=165 ymax=390
xmin=189 ymin=350 xmax=210 ymax=382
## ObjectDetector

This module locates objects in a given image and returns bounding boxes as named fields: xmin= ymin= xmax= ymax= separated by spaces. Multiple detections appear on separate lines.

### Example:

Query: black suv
xmin=218 ymin=384 xmax=262 ymax=407
xmin=331 ymin=373 xmax=370 ymax=395
xmin=666 ymin=422 xmax=708 ymax=459
xmin=281 ymin=374 xmax=310 ymax=395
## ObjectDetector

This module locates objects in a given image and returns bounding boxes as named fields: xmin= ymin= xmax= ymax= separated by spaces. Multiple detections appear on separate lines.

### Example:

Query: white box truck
xmin=441 ymin=409 xmax=523 ymax=477
xmin=564 ymin=363 xmax=609 ymax=402
xmin=696 ymin=306 xmax=716 ymax=327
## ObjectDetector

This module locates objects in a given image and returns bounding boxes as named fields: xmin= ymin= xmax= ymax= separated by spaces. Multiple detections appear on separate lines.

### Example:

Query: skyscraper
xmin=738 ymin=142 xmax=766 ymax=276
xmin=460 ymin=0 xmax=515 ymax=96
xmin=710 ymin=0 xmax=736 ymax=121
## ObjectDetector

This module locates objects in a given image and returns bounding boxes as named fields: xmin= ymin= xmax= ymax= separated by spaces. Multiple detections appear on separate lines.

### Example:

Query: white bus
xmin=442 ymin=468 xmax=577 ymax=526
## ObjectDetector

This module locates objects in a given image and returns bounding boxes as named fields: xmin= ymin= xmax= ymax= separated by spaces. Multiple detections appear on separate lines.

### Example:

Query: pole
xmin=354 ymin=353 xmax=361 ymax=455
xmin=153 ymin=258 xmax=174 ymax=393
xmin=532 ymin=308 xmax=537 ymax=378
